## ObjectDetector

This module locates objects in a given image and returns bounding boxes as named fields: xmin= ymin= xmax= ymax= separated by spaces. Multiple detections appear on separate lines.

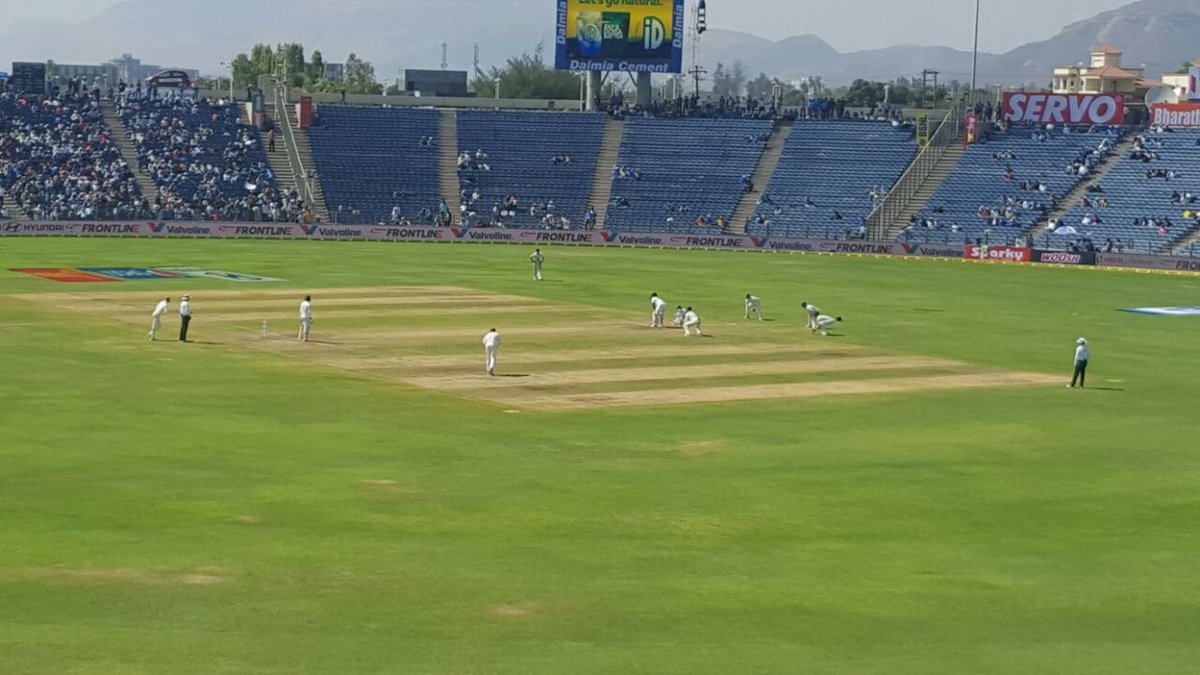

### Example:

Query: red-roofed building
xmin=1053 ymin=46 xmax=1144 ymax=95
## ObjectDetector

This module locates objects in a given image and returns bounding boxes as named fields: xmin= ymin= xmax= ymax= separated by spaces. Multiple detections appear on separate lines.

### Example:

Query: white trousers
xmin=683 ymin=319 xmax=702 ymax=336
xmin=485 ymin=348 xmax=498 ymax=373
xmin=533 ymin=263 xmax=542 ymax=280
xmin=299 ymin=318 xmax=312 ymax=341
xmin=149 ymin=316 xmax=161 ymax=340
xmin=745 ymin=302 xmax=763 ymax=320
xmin=652 ymin=307 xmax=666 ymax=327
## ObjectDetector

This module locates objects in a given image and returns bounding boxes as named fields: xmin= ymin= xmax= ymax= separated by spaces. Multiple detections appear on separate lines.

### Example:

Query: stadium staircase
xmin=1171 ymin=228 xmax=1200 ymax=256
xmin=438 ymin=109 xmax=463 ymax=224
xmin=288 ymin=132 xmax=330 ymax=223
xmin=262 ymin=102 xmax=298 ymax=199
xmin=729 ymin=121 xmax=793 ymax=234
xmin=881 ymin=144 xmax=964 ymax=240
xmin=1016 ymin=134 xmax=1136 ymax=246
xmin=99 ymin=100 xmax=159 ymax=204
xmin=266 ymin=100 xmax=331 ymax=223
xmin=587 ymin=117 xmax=624 ymax=228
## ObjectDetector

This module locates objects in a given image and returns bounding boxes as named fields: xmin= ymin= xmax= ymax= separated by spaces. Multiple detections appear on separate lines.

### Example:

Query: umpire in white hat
xmin=1068 ymin=337 xmax=1089 ymax=389
xmin=179 ymin=295 xmax=193 ymax=342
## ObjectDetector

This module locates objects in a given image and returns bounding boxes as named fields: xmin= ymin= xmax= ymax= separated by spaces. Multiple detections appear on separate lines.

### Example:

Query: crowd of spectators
xmin=0 ymin=90 xmax=148 ymax=220
xmin=119 ymin=92 xmax=308 ymax=222
xmin=604 ymin=93 xmax=787 ymax=121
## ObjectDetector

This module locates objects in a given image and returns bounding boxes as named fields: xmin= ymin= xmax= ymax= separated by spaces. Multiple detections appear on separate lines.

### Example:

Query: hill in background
xmin=0 ymin=0 xmax=1195 ymax=87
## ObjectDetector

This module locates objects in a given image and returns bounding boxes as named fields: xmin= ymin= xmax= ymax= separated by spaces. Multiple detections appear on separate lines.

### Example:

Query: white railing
xmin=866 ymin=97 xmax=971 ymax=240
xmin=273 ymin=85 xmax=318 ymax=211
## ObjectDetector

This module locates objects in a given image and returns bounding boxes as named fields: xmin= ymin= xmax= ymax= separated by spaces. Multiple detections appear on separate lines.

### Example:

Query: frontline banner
xmin=14 ymin=219 xmax=1200 ymax=273
xmin=554 ymin=0 xmax=685 ymax=73
xmin=1002 ymin=93 xmax=1125 ymax=126
xmin=0 ymin=220 xmax=957 ymax=258
xmin=1096 ymin=253 xmax=1200 ymax=273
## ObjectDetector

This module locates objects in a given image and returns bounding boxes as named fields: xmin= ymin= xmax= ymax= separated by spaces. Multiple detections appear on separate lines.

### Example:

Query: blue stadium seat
xmin=1035 ymin=129 xmax=1200 ymax=254
xmin=901 ymin=126 xmax=1121 ymax=247
xmin=746 ymin=121 xmax=917 ymax=239
xmin=308 ymin=106 xmax=441 ymax=225
xmin=605 ymin=117 xmax=772 ymax=233
xmin=456 ymin=111 xmax=605 ymax=228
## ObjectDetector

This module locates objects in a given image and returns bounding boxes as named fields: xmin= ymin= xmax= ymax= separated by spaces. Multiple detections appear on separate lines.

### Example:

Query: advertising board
xmin=1002 ymin=93 xmax=1125 ymax=125
xmin=965 ymin=244 xmax=1032 ymax=263
xmin=1150 ymin=103 xmax=1200 ymax=128
xmin=1031 ymin=250 xmax=1095 ymax=266
xmin=9 ymin=220 xmax=1200 ymax=275
xmin=1096 ymin=253 xmax=1200 ymax=273
xmin=554 ymin=0 xmax=685 ymax=73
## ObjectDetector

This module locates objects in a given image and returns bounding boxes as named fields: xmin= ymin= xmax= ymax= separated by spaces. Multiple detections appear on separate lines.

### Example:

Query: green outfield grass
xmin=1 ymin=238 xmax=1198 ymax=674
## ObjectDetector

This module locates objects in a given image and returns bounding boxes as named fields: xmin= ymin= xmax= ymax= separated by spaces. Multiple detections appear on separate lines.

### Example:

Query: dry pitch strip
xmin=20 ymin=286 xmax=1060 ymax=411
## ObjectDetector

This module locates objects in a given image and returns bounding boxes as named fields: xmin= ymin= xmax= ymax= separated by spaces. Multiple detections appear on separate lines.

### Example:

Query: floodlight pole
xmin=970 ymin=0 xmax=981 ymax=102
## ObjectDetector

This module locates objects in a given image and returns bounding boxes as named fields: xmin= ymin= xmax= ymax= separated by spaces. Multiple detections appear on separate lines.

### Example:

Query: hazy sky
xmin=6 ymin=0 xmax=1134 ymax=53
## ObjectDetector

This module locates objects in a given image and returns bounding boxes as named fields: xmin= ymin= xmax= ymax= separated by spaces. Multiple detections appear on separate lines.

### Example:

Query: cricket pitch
xmin=18 ymin=286 xmax=1060 ymax=410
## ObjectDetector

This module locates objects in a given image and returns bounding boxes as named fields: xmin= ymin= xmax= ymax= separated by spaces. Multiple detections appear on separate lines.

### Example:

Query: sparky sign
xmin=1002 ymin=93 xmax=1125 ymax=125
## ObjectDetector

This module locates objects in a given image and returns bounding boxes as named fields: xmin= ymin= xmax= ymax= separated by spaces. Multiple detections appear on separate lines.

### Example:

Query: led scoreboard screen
xmin=555 ymin=0 xmax=685 ymax=73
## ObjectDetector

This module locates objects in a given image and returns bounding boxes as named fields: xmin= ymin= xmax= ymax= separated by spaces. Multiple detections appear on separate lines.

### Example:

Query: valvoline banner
xmin=9 ymin=219 xmax=1200 ymax=273
xmin=1002 ymin=93 xmax=1125 ymax=126
xmin=555 ymin=0 xmax=685 ymax=73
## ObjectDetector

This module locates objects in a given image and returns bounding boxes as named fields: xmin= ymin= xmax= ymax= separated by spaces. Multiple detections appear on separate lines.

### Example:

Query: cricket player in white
xmin=673 ymin=306 xmax=686 ymax=327
xmin=650 ymin=293 xmax=668 ymax=328
xmin=812 ymin=315 xmax=842 ymax=336
xmin=298 ymin=295 xmax=313 ymax=342
xmin=802 ymin=302 xmax=820 ymax=329
xmin=149 ymin=297 xmax=170 ymax=341
xmin=530 ymin=248 xmax=545 ymax=281
xmin=682 ymin=307 xmax=702 ymax=337
xmin=482 ymin=328 xmax=501 ymax=375
xmin=745 ymin=294 xmax=765 ymax=321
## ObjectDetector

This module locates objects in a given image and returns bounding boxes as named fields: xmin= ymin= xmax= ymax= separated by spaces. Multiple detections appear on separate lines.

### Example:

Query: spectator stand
xmin=308 ymin=106 xmax=440 ymax=225
xmin=899 ymin=124 xmax=1123 ymax=247
xmin=456 ymin=111 xmax=605 ymax=230
xmin=1 ymin=90 xmax=146 ymax=220
xmin=745 ymin=120 xmax=917 ymax=240
xmin=120 ymin=92 xmax=301 ymax=222
xmin=605 ymin=117 xmax=772 ymax=233
xmin=1036 ymin=128 xmax=1200 ymax=255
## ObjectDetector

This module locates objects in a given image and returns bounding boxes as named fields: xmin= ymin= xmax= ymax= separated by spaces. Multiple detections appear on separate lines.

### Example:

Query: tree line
xmin=226 ymin=43 xmax=383 ymax=95
xmin=216 ymin=41 xmax=954 ymax=106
